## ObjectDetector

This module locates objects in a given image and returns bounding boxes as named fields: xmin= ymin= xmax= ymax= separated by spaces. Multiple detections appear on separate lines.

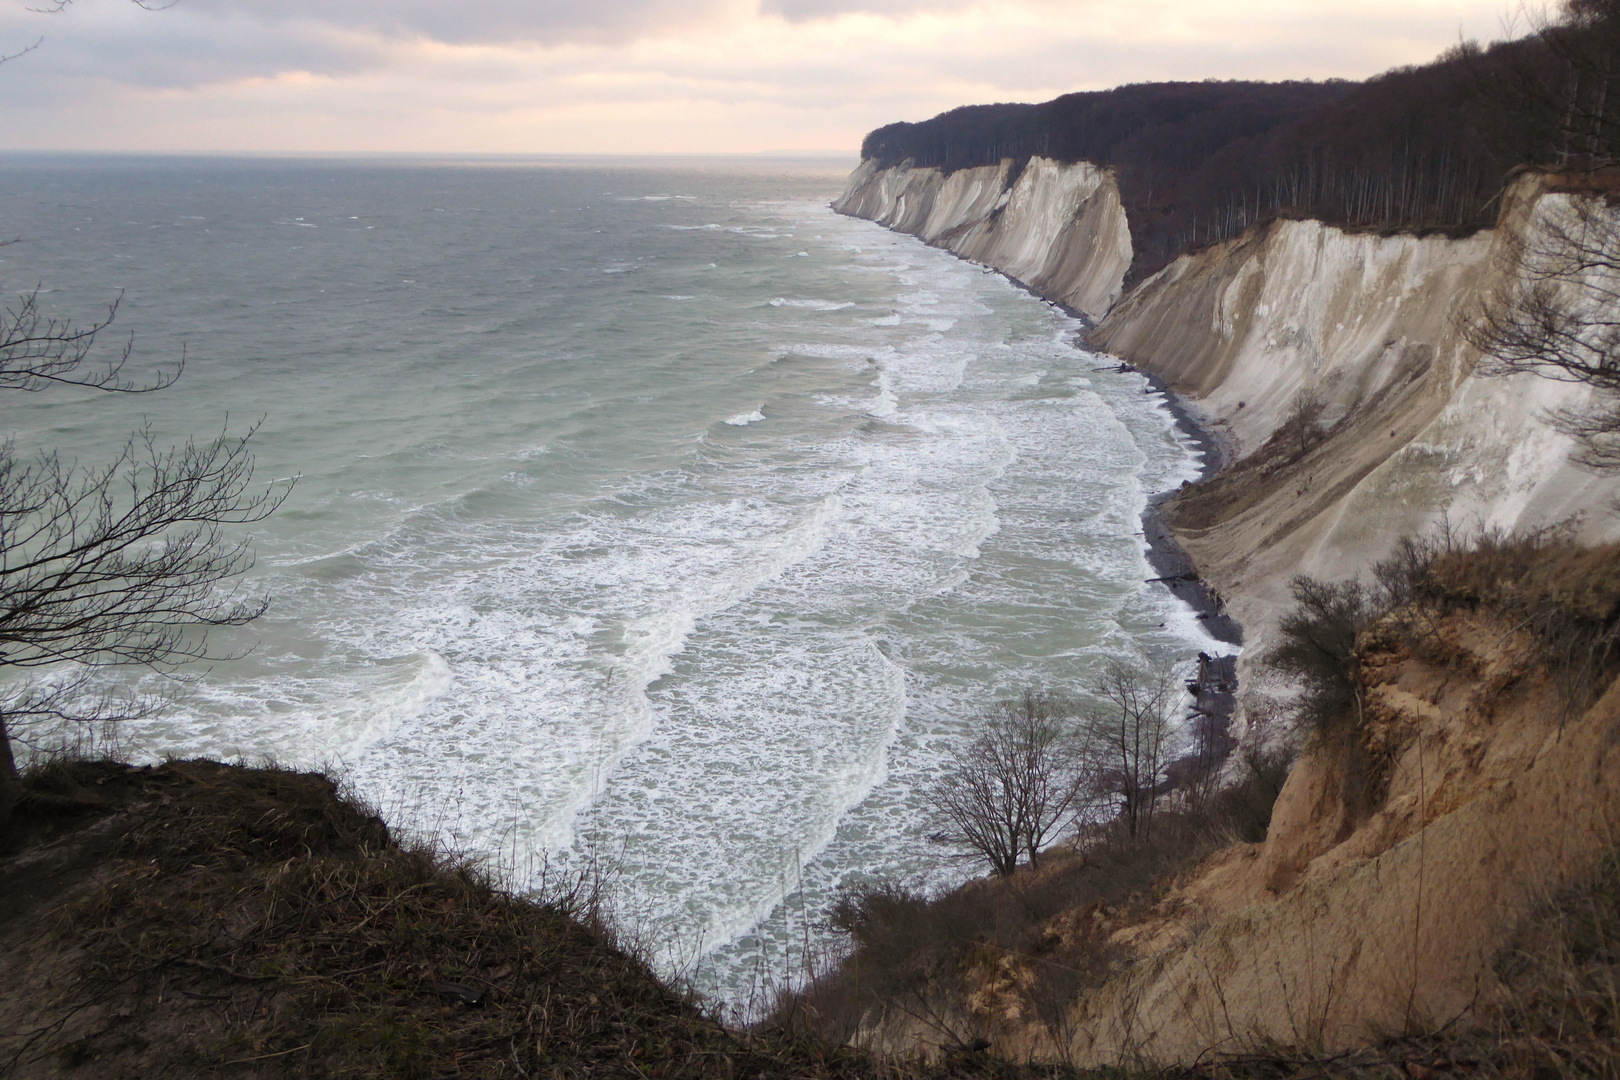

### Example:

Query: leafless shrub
xmin=929 ymin=690 xmax=1089 ymax=876
xmin=1206 ymin=747 xmax=1295 ymax=844
xmin=1266 ymin=576 xmax=1378 ymax=738
xmin=1285 ymin=389 xmax=1327 ymax=457
xmin=0 ymin=290 xmax=289 ymax=819
xmin=1271 ymin=526 xmax=1620 ymax=748
xmin=1084 ymin=661 xmax=1175 ymax=845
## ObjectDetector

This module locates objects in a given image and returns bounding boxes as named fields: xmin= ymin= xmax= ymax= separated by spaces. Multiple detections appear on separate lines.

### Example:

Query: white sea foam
xmin=769 ymin=298 xmax=854 ymax=311
xmin=23 ymin=174 xmax=1221 ymax=1011
xmin=776 ymin=343 xmax=895 ymax=363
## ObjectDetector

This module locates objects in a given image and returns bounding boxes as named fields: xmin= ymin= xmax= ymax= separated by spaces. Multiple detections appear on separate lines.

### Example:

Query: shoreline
xmin=973 ymin=268 xmax=1247 ymax=655
xmin=840 ymin=218 xmax=1247 ymax=727
xmin=1087 ymin=347 xmax=1243 ymax=740
xmin=1131 ymin=364 xmax=1243 ymax=750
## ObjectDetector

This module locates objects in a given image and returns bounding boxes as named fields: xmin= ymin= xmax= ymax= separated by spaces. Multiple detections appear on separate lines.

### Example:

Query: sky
xmin=0 ymin=0 xmax=1530 ymax=155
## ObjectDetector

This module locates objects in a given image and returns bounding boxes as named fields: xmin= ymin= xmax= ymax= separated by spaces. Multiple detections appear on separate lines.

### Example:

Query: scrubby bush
xmin=1269 ymin=528 xmax=1620 ymax=741
xmin=1266 ymin=575 xmax=1378 ymax=737
xmin=781 ymin=757 xmax=1297 ymax=1048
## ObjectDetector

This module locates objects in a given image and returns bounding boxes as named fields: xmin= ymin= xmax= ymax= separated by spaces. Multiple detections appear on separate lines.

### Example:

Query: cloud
xmin=0 ymin=4 xmax=387 ymax=89
xmin=757 ymin=0 xmax=978 ymax=21
xmin=174 ymin=0 xmax=739 ymax=46
xmin=0 ymin=0 xmax=1523 ymax=153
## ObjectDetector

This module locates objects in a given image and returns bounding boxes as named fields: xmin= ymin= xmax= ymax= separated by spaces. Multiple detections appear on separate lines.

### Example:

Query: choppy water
xmin=0 ymin=155 xmax=1227 ymax=1006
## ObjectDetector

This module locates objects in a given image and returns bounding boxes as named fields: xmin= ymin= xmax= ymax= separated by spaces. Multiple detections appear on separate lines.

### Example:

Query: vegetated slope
xmin=1060 ymin=537 xmax=1620 ymax=1064
xmin=782 ymin=536 xmax=1620 ymax=1071
xmin=0 ymin=760 xmax=1038 ymax=1080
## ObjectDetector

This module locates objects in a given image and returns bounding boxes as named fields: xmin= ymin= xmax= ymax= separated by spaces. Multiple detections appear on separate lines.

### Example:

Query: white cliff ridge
xmin=840 ymin=161 xmax=1620 ymax=670
xmin=833 ymin=157 xmax=1132 ymax=321
xmin=1090 ymin=176 xmax=1620 ymax=652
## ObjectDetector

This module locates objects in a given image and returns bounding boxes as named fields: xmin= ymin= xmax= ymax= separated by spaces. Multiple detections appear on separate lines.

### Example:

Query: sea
xmin=0 ymin=154 xmax=1227 ymax=1008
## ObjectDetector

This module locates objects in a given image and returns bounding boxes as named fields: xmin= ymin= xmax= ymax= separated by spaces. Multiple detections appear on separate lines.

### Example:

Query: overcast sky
xmin=0 ymin=0 xmax=1527 ymax=154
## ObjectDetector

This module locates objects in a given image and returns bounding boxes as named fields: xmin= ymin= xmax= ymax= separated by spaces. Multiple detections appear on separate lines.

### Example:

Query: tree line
xmin=859 ymin=0 xmax=1620 ymax=282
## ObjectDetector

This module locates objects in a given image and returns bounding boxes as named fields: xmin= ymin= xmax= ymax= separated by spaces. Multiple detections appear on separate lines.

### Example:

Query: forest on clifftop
xmin=861 ymin=5 xmax=1620 ymax=280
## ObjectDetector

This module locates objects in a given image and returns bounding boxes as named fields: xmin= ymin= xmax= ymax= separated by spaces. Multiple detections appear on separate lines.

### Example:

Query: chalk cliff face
xmin=1091 ymin=176 xmax=1620 ymax=648
xmin=838 ymin=155 xmax=1620 ymax=1066
xmin=842 ymin=157 xmax=1620 ymax=659
xmin=833 ymin=157 xmax=1132 ymax=320
xmin=840 ymin=157 xmax=1620 ymax=716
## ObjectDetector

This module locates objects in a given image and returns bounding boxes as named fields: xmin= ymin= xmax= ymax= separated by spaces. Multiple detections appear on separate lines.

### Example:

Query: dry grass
xmin=1138 ymin=849 xmax=1620 ymax=1080
xmin=777 ymin=534 xmax=1620 ymax=1073
xmin=772 ymin=787 xmax=1288 ymax=1057
xmin=1403 ymin=532 xmax=1620 ymax=720
xmin=1268 ymin=530 xmax=1620 ymax=786
xmin=0 ymin=758 xmax=1084 ymax=1079
xmin=3 ymin=755 xmax=1619 ymax=1077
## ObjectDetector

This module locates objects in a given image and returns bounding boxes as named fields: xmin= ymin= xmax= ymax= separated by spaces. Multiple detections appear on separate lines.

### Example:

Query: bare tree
xmin=1461 ymin=192 xmax=1620 ymax=471
xmin=1083 ymin=661 xmax=1174 ymax=845
xmin=1285 ymin=388 xmax=1326 ymax=457
xmin=0 ymin=290 xmax=289 ymax=816
xmin=929 ymin=690 xmax=1088 ymax=877
xmin=1462 ymin=0 xmax=1620 ymax=172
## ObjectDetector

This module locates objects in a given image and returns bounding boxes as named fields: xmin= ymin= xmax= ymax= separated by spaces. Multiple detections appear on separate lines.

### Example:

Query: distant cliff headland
xmin=853 ymin=37 xmax=1555 ymax=287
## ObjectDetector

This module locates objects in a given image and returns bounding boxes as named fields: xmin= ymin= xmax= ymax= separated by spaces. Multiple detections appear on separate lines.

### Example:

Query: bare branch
xmin=928 ymin=690 xmax=1090 ymax=876
xmin=0 ymin=289 xmax=181 ymax=393
xmin=1082 ymin=661 xmax=1175 ymax=845
xmin=0 ymin=289 xmax=290 ymax=809
xmin=3 ymin=0 xmax=175 ymax=68
xmin=1459 ymin=191 xmax=1620 ymax=472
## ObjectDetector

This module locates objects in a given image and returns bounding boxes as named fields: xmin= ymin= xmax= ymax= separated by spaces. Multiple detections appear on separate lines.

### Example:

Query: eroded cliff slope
xmin=839 ymin=163 xmax=1620 ymax=658
xmin=817 ymin=541 xmax=1620 ymax=1069
xmin=1055 ymin=544 xmax=1620 ymax=1063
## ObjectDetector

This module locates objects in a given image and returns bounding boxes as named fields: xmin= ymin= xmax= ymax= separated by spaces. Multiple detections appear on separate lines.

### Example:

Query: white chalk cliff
xmin=840 ymin=162 xmax=1620 ymax=666
xmin=833 ymin=156 xmax=1132 ymax=320
xmin=838 ymin=157 xmax=1620 ymax=1069
xmin=1091 ymin=175 xmax=1620 ymax=659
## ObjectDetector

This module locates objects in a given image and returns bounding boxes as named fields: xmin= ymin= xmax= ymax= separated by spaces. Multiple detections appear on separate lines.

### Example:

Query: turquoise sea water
xmin=0 ymin=155 xmax=1223 ymax=1004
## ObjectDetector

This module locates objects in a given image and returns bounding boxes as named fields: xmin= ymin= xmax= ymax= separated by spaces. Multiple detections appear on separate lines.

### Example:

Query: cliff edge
xmin=1060 ymin=555 xmax=1620 ymax=1063
xmin=839 ymin=159 xmax=1620 ymax=713
xmin=830 ymin=151 xmax=1620 ymax=1068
